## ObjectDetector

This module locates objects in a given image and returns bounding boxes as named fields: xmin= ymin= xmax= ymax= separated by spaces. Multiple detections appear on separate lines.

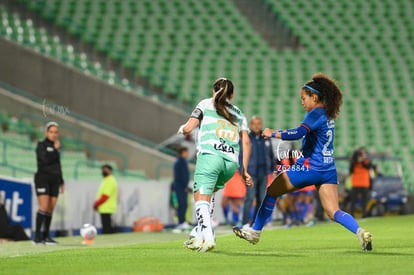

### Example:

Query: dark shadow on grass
xmin=55 ymin=244 xmax=87 ymax=247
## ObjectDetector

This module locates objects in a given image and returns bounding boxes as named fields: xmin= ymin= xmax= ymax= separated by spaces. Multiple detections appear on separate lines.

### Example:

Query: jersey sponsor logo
xmin=323 ymin=156 xmax=334 ymax=164
xmin=47 ymin=146 xmax=54 ymax=152
xmin=327 ymin=119 xmax=335 ymax=129
xmin=213 ymin=138 xmax=235 ymax=154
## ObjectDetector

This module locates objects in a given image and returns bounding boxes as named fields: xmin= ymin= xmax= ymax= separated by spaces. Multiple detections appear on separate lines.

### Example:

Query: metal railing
xmin=0 ymin=137 xmax=136 ymax=180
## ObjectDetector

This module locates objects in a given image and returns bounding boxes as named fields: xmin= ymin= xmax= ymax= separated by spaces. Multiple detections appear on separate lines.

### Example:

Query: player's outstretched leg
xmin=357 ymin=228 xmax=372 ymax=251
xmin=318 ymin=184 xmax=373 ymax=251
xmin=233 ymin=194 xmax=276 ymax=244
xmin=233 ymin=226 xmax=262 ymax=244
xmin=333 ymin=210 xmax=373 ymax=251
xmin=234 ymin=173 xmax=295 ymax=244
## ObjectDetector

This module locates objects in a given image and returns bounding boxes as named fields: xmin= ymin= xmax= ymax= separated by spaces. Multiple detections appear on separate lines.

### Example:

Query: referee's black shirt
xmin=35 ymin=138 xmax=64 ymax=184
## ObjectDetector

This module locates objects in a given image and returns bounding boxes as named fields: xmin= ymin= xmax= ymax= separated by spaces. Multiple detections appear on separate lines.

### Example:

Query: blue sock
xmin=249 ymin=205 xmax=256 ymax=222
xmin=333 ymin=210 xmax=359 ymax=234
xmin=252 ymin=195 xmax=276 ymax=231
xmin=300 ymin=202 xmax=308 ymax=222
xmin=223 ymin=204 xmax=230 ymax=222
xmin=283 ymin=212 xmax=288 ymax=223
xmin=232 ymin=210 xmax=239 ymax=224
xmin=265 ymin=211 xmax=273 ymax=224
xmin=290 ymin=210 xmax=298 ymax=223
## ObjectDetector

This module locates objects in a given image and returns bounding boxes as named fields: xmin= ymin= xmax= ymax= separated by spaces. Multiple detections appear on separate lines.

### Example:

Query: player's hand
xmin=60 ymin=183 xmax=65 ymax=194
xmin=177 ymin=125 xmax=185 ymax=135
xmin=54 ymin=140 xmax=61 ymax=150
xmin=262 ymin=128 xmax=273 ymax=138
xmin=242 ymin=171 xmax=254 ymax=187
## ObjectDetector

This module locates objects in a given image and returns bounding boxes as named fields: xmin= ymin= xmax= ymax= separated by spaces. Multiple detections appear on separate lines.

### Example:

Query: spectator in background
xmin=33 ymin=121 xmax=64 ymax=245
xmin=221 ymin=171 xmax=246 ymax=226
xmin=349 ymin=147 xmax=376 ymax=218
xmin=0 ymin=193 xmax=30 ymax=241
xmin=173 ymin=147 xmax=190 ymax=230
xmin=241 ymin=116 xmax=275 ymax=227
xmin=94 ymin=164 xmax=118 ymax=234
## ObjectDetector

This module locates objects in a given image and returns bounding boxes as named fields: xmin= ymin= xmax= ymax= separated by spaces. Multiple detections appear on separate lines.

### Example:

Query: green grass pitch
xmin=1 ymin=215 xmax=413 ymax=274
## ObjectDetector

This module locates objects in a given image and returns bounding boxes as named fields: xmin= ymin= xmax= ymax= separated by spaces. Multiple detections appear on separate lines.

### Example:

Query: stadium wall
xmin=0 ymin=38 xmax=188 ymax=143
xmin=0 ymin=87 xmax=178 ymax=179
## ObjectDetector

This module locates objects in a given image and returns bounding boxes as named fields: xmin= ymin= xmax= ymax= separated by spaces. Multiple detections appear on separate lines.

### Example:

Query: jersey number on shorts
xmin=215 ymin=119 xmax=238 ymax=141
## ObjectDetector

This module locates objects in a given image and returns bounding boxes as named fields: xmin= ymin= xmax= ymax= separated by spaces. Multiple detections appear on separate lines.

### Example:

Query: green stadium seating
xmin=0 ymin=113 xmax=147 ymax=180
xmin=0 ymin=1 xmax=413 ymax=190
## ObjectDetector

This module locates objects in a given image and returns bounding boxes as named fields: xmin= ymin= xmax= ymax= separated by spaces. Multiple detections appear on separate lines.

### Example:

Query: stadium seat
xmin=1 ymin=1 xmax=413 ymax=190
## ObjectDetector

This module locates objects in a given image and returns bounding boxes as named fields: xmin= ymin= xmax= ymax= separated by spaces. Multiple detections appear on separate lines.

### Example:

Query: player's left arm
xmin=240 ymin=130 xmax=253 ymax=186
xmin=239 ymin=116 xmax=253 ymax=186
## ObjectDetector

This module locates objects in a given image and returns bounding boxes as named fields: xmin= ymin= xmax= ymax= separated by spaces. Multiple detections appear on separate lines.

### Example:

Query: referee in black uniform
xmin=33 ymin=121 xmax=64 ymax=245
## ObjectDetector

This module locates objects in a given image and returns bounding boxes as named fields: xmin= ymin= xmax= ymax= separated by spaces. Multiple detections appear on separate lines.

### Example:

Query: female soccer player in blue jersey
xmin=233 ymin=73 xmax=373 ymax=251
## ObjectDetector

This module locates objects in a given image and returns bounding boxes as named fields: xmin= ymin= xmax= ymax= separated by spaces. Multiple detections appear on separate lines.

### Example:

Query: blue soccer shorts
xmin=286 ymin=168 xmax=338 ymax=189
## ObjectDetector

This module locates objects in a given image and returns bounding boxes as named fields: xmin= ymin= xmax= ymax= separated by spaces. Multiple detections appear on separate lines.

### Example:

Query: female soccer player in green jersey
xmin=177 ymin=78 xmax=252 ymax=252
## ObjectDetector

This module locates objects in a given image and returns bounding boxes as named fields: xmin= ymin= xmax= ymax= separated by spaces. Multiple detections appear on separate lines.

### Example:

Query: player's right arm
xmin=178 ymin=117 xmax=199 ymax=135
xmin=177 ymin=102 xmax=205 ymax=135
xmin=262 ymin=110 xmax=322 ymax=140
xmin=262 ymin=126 xmax=309 ymax=140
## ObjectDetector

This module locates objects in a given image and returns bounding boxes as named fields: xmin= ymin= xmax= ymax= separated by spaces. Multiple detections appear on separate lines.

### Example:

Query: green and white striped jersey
xmin=191 ymin=98 xmax=248 ymax=163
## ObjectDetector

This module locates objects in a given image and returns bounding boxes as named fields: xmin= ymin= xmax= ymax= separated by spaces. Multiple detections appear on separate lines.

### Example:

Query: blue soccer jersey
xmin=296 ymin=107 xmax=336 ymax=171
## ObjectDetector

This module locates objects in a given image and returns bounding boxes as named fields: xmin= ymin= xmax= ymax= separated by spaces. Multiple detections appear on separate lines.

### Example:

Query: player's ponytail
xmin=213 ymin=78 xmax=236 ymax=125
xmin=303 ymin=72 xmax=343 ymax=120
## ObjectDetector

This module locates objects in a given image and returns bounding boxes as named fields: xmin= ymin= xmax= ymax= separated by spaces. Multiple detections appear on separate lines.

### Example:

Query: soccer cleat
xmin=32 ymin=237 xmax=44 ymax=246
xmin=196 ymin=239 xmax=215 ymax=253
xmin=357 ymin=228 xmax=372 ymax=251
xmin=233 ymin=226 xmax=261 ymax=244
xmin=184 ymin=236 xmax=203 ymax=251
xmin=43 ymin=237 xmax=58 ymax=245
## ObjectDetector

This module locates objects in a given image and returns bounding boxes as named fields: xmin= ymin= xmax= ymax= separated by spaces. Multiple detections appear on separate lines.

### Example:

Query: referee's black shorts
xmin=34 ymin=173 xmax=61 ymax=197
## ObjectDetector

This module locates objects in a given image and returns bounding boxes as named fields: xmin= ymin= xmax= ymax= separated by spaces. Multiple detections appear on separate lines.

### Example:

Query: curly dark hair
xmin=303 ymin=72 xmax=343 ymax=120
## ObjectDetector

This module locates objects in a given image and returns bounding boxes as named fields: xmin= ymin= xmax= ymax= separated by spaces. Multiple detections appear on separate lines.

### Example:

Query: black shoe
xmin=32 ymin=237 xmax=44 ymax=245
xmin=43 ymin=237 xmax=58 ymax=245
